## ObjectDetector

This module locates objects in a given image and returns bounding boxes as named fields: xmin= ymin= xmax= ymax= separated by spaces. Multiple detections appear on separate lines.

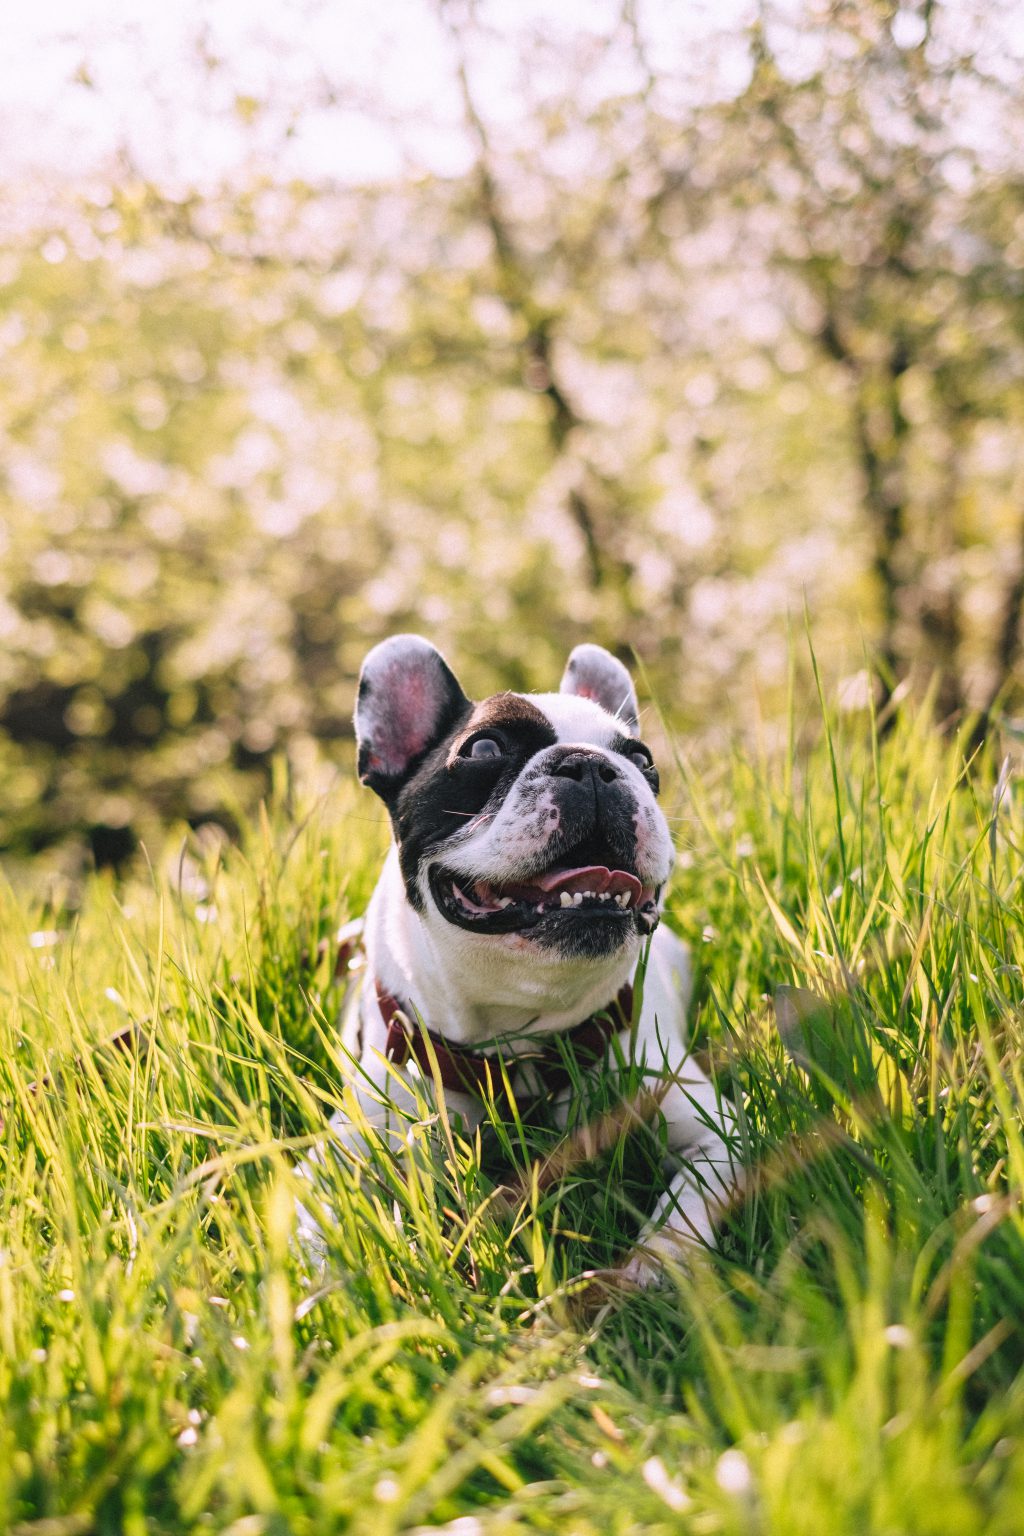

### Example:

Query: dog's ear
xmin=560 ymin=644 xmax=640 ymax=734
xmin=355 ymin=635 xmax=470 ymax=799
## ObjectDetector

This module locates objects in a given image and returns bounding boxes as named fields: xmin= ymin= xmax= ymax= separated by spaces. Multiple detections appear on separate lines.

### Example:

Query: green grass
xmin=2 ymin=693 xmax=1024 ymax=1534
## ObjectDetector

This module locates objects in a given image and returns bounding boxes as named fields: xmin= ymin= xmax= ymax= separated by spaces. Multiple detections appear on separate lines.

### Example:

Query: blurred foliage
xmin=2 ymin=0 xmax=1024 ymax=858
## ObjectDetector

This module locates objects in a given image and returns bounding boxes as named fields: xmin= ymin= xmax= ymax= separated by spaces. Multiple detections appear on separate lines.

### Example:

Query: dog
xmin=297 ymin=635 xmax=740 ymax=1286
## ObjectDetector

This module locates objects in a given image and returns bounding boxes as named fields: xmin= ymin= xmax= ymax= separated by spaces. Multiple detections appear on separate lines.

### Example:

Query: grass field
xmin=2 ymin=687 xmax=1024 ymax=1535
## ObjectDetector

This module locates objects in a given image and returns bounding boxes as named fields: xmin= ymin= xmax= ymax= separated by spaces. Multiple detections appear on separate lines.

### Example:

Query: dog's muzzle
xmin=433 ymin=753 xmax=661 ymax=949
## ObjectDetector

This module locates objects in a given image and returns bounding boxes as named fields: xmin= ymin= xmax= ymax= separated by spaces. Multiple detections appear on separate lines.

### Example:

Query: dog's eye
xmin=628 ymin=746 xmax=654 ymax=771
xmin=463 ymin=734 xmax=503 ymax=760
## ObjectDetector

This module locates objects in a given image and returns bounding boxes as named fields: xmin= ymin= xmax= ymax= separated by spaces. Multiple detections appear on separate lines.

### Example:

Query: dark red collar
xmin=375 ymin=976 xmax=634 ymax=1100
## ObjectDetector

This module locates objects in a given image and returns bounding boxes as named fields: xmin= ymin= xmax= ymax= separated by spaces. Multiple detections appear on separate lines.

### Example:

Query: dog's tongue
xmin=508 ymin=864 xmax=642 ymax=901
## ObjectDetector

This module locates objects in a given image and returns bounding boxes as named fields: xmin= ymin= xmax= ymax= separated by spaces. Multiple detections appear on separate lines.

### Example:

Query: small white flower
xmin=231 ymin=1335 xmax=249 ymax=1351
xmin=715 ymin=1448 xmax=753 ymax=1496
xmin=373 ymin=1476 xmax=400 ymax=1503
xmin=486 ymin=1383 xmax=537 ymax=1407
xmin=177 ymin=1425 xmax=198 ymax=1448
xmin=642 ymin=1456 xmax=690 ymax=1512
xmin=885 ymin=1325 xmax=914 ymax=1349
xmin=837 ymin=670 xmax=876 ymax=712
xmin=57 ymin=1288 xmax=75 ymax=1303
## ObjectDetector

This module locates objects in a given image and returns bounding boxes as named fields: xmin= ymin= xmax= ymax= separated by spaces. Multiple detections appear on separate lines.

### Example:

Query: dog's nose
xmin=550 ymin=749 xmax=620 ymax=785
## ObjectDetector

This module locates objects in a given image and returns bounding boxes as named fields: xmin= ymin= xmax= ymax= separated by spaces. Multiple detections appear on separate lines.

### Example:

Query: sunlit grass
xmin=2 ymin=692 xmax=1023 ymax=1533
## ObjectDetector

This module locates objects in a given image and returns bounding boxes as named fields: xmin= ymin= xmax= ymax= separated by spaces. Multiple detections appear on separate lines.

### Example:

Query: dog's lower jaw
xmin=427 ymin=863 xmax=661 ymax=959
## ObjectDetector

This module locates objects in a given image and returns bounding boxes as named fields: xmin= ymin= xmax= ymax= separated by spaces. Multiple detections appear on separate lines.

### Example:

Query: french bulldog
xmin=298 ymin=635 xmax=740 ymax=1285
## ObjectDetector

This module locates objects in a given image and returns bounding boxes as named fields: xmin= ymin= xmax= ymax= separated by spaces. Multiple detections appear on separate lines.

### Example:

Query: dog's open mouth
xmin=428 ymin=860 xmax=661 ymax=937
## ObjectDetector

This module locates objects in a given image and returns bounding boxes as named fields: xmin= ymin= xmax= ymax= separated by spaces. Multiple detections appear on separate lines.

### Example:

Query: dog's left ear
xmin=356 ymin=635 xmax=470 ymax=800
xmin=560 ymin=644 xmax=640 ymax=734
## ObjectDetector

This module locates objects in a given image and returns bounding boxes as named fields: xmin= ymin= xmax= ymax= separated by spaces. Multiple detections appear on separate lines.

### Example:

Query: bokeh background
xmin=2 ymin=0 xmax=1023 ymax=867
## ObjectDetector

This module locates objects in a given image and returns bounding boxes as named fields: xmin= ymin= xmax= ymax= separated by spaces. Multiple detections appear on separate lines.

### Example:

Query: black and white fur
xmin=299 ymin=635 xmax=740 ymax=1285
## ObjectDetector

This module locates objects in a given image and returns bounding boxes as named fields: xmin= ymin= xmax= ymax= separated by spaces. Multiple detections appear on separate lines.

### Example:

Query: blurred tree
xmin=715 ymin=0 xmax=1024 ymax=712
xmin=0 ymin=0 xmax=1022 ymax=861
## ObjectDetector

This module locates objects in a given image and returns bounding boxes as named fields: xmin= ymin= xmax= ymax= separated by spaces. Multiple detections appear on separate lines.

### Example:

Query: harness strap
xmin=377 ymin=976 xmax=634 ymax=1100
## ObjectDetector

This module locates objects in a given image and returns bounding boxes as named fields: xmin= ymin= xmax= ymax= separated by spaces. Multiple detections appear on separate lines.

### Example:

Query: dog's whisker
xmin=464 ymin=814 xmax=497 ymax=835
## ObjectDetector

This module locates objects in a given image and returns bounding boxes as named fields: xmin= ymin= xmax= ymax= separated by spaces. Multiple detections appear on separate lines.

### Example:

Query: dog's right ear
xmin=355 ymin=635 xmax=470 ymax=800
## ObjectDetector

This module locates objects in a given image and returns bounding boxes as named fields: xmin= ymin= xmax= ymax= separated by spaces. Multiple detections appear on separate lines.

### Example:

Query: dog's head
xmin=355 ymin=635 xmax=674 ymax=962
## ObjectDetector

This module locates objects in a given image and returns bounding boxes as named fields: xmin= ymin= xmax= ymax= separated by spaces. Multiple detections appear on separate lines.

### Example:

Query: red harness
xmin=375 ymin=976 xmax=634 ymax=1099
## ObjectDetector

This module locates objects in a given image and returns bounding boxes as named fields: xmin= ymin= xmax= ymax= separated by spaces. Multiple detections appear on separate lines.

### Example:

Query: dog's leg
xmin=294 ymin=1134 xmax=343 ymax=1267
xmin=294 ymin=1089 xmax=383 ymax=1268
xmin=294 ymin=1008 xmax=485 ymax=1267
xmin=620 ymin=1064 xmax=740 ymax=1286
xmin=293 ymin=996 xmax=409 ymax=1265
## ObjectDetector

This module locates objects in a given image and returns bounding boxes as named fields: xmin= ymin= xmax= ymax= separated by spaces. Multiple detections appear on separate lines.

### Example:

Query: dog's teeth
xmin=497 ymin=896 xmax=513 ymax=908
xmin=572 ymin=892 xmax=583 ymax=906
xmin=537 ymin=903 xmax=545 ymax=913
xmin=559 ymin=891 xmax=573 ymax=908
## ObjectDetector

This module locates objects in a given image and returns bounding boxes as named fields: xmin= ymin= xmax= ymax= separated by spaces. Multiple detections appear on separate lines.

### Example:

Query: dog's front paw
xmin=618 ymin=1246 xmax=671 ymax=1289
xmin=619 ymin=1227 xmax=708 ymax=1288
